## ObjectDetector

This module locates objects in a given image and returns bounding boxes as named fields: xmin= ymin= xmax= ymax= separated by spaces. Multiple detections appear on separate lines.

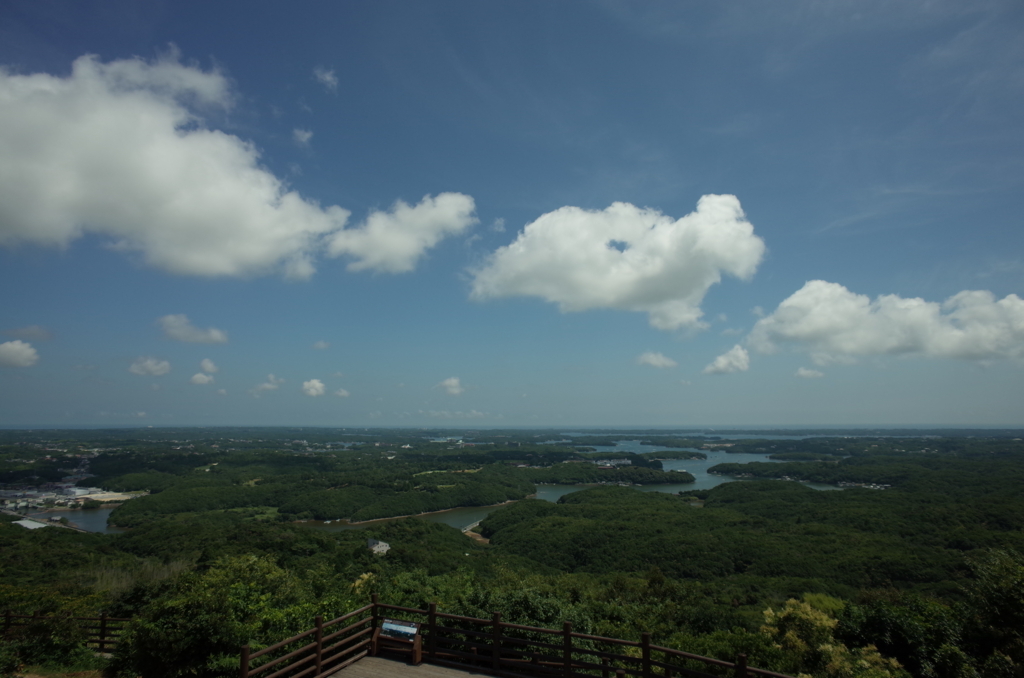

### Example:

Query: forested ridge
xmin=2 ymin=429 xmax=1024 ymax=678
xmin=80 ymin=444 xmax=692 ymax=526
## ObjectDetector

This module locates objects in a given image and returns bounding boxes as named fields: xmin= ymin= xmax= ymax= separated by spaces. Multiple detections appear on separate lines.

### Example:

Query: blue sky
xmin=1 ymin=0 xmax=1022 ymax=427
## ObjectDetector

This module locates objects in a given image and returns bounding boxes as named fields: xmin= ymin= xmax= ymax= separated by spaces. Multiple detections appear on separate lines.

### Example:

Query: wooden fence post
xmin=641 ymin=632 xmax=651 ymax=678
xmin=98 ymin=612 xmax=108 ymax=652
xmin=491 ymin=612 xmax=502 ymax=672
xmin=371 ymin=593 xmax=379 ymax=629
xmin=239 ymin=645 xmax=250 ymax=678
xmin=735 ymin=653 xmax=748 ymax=678
xmin=314 ymin=615 xmax=324 ymax=677
xmin=563 ymin=621 xmax=573 ymax=678
xmin=601 ymin=657 xmax=610 ymax=678
xmin=427 ymin=603 xmax=437 ymax=660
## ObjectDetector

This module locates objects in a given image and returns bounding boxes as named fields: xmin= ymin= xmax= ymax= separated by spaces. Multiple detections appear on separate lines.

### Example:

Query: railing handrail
xmin=240 ymin=597 xmax=795 ymax=678
xmin=2 ymin=609 xmax=128 ymax=651
xmin=323 ymin=604 xmax=373 ymax=631
xmin=249 ymin=605 xmax=373 ymax=661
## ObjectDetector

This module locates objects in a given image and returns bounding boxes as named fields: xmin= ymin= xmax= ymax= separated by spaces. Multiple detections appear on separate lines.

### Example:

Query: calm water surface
xmin=28 ymin=507 xmax=123 ymax=534
xmin=51 ymin=441 xmax=836 ymax=534
xmin=311 ymin=441 xmax=837 ymax=532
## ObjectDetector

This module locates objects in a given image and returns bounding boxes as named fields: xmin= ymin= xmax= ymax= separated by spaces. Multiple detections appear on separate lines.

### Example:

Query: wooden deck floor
xmin=334 ymin=656 xmax=490 ymax=678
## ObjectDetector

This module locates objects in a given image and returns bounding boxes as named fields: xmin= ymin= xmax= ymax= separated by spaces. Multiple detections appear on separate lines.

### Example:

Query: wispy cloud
xmin=252 ymin=374 xmax=283 ymax=396
xmin=4 ymin=325 xmax=51 ymax=342
xmin=438 ymin=377 xmax=464 ymax=395
xmin=702 ymin=346 xmax=749 ymax=375
xmin=130 ymin=357 xmax=170 ymax=376
xmin=159 ymin=315 xmax=228 ymax=344
xmin=293 ymin=128 xmax=313 ymax=147
xmin=636 ymin=352 xmax=677 ymax=368
xmin=425 ymin=409 xmax=487 ymax=419
xmin=313 ymin=66 xmax=338 ymax=92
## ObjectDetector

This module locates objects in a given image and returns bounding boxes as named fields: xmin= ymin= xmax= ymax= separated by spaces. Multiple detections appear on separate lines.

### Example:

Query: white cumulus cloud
xmin=190 ymin=372 xmax=214 ymax=384
xmin=200 ymin=358 xmax=218 ymax=373
xmin=302 ymin=378 xmax=326 ymax=397
xmin=313 ymin=66 xmax=338 ymax=92
xmin=328 ymin=193 xmax=478 ymax=273
xmin=130 ymin=356 xmax=170 ymax=376
xmin=749 ymin=280 xmax=1024 ymax=364
xmin=0 ymin=340 xmax=38 ymax=367
xmin=438 ymin=377 xmax=464 ymax=395
xmin=702 ymin=345 xmax=750 ymax=374
xmin=469 ymin=195 xmax=765 ymax=331
xmin=796 ymin=367 xmax=825 ymax=378
xmin=637 ymin=351 xmax=677 ymax=368
xmin=335 ymin=388 xmax=350 ymax=397
xmin=0 ymin=52 xmax=350 ymax=279
xmin=159 ymin=314 xmax=228 ymax=343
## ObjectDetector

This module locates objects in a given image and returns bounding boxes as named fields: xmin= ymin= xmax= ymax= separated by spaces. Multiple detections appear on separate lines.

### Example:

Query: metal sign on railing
xmin=380 ymin=619 xmax=419 ymax=641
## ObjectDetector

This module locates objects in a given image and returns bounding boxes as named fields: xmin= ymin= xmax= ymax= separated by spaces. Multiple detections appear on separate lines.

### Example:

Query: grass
xmin=78 ymin=558 xmax=193 ymax=596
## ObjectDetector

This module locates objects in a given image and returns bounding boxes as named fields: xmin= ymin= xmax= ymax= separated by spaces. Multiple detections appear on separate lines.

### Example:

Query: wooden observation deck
xmin=335 ymin=656 xmax=489 ymax=677
xmin=239 ymin=595 xmax=794 ymax=678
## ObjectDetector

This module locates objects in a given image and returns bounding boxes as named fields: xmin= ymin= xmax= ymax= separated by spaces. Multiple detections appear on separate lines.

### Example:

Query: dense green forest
xmin=3 ymin=428 xmax=1024 ymax=678
xmin=77 ymin=443 xmax=691 ymax=526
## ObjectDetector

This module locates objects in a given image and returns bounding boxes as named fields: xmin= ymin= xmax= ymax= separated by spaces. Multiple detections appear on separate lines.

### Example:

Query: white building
xmin=367 ymin=539 xmax=390 ymax=555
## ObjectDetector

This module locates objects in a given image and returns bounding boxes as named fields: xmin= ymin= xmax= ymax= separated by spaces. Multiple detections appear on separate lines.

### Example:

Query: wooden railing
xmin=2 ymin=610 xmax=129 ymax=652
xmin=239 ymin=596 xmax=795 ymax=678
xmin=240 ymin=603 xmax=375 ymax=678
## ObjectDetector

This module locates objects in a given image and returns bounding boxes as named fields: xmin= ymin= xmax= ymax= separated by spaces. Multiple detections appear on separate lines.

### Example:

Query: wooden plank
xmin=334 ymin=656 xmax=488 ymax=677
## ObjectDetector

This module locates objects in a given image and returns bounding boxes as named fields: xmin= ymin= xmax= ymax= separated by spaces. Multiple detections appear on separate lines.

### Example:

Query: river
xmin=41 ymin=440 xmax=836 ymax=534
xmin=311 ymin=440 xmax=838 ymax=533
xmin=588 ymin=439 xmax=839 ymax=491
